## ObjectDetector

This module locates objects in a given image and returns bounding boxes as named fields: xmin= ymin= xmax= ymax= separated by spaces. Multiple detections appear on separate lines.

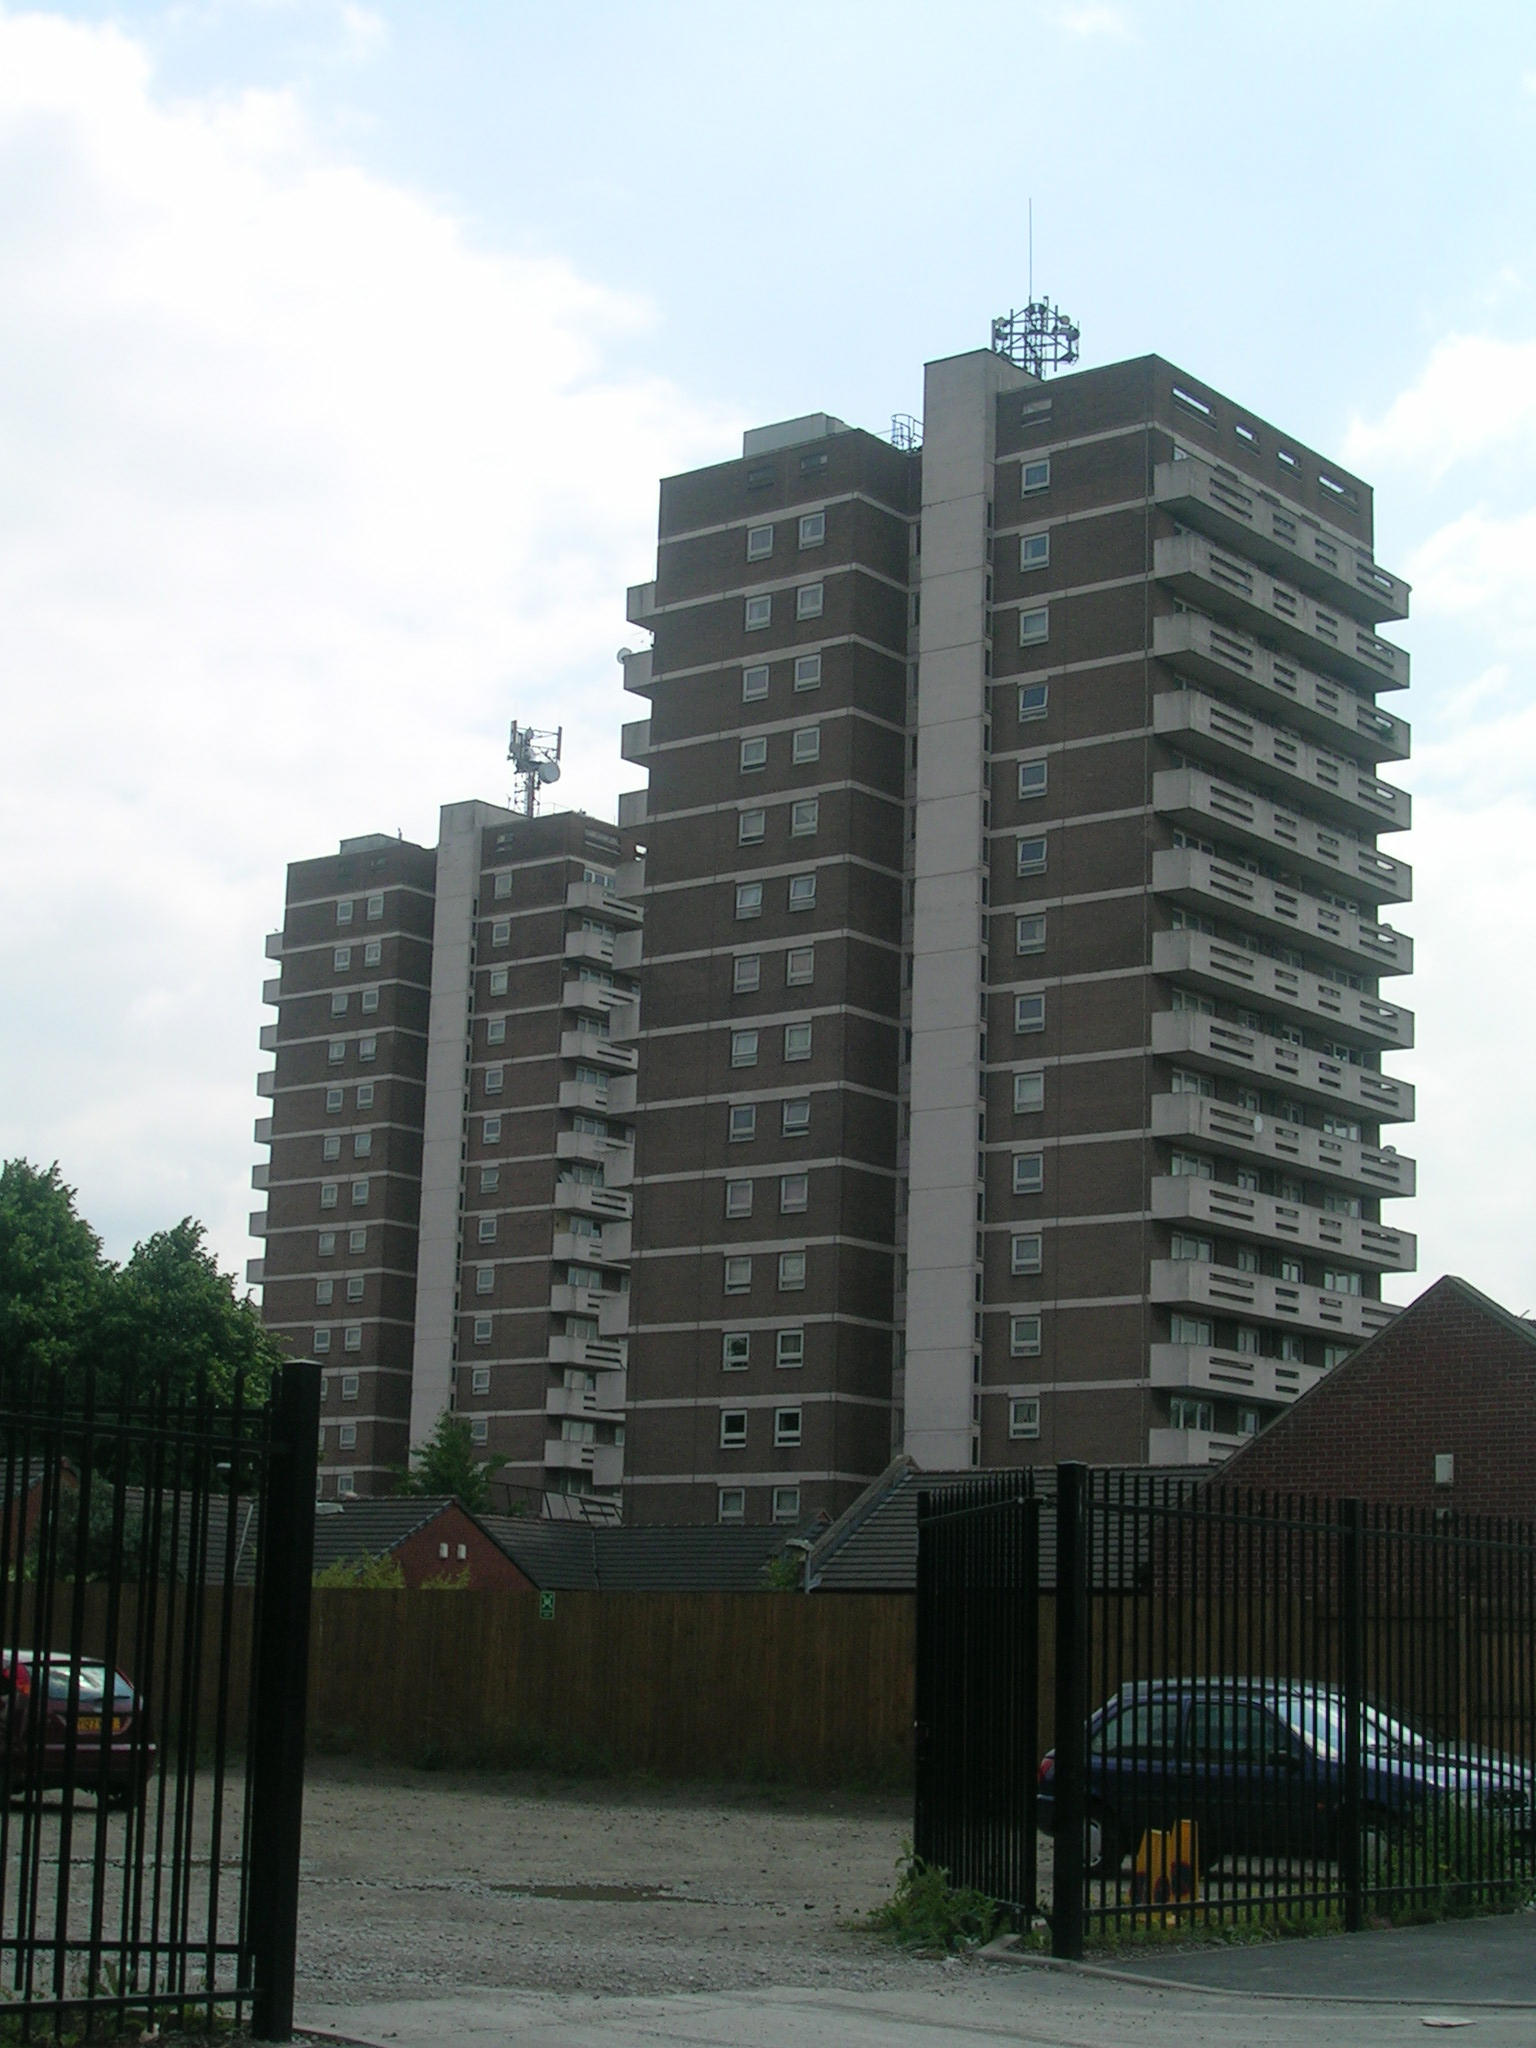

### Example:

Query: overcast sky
xmin=1 ymin=0 xmax=1533 ymax=1317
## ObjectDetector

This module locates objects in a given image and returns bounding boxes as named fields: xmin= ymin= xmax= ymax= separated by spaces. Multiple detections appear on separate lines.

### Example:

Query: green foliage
xmin=398 ymin=1409 xmax=504 ymax=1512
xmin=313 ymin=1552 xmax=406 ymax=1589
xmin=419 ymin=1566 xmax=471 ymax=1591
xmin=95 ymin=1218 xmax=282 ymax=1408
xmin=27 ymin=1480 xmax=172 ymax=1582
xmin=761 ymin=1549 xmax=804 ymax=1592
xmin=0 ymin=1162 xmax=105 ymax=1378
xmin=1369 ymin=1799 xmax=1536 ymax=1922
xmin=865 ymin=1846 xmax=1003 ymax=1953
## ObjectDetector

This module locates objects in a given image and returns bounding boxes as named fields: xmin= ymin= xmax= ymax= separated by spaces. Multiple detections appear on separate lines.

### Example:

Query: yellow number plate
xmin=76 ymin=1717 xmax=101 ymax=1734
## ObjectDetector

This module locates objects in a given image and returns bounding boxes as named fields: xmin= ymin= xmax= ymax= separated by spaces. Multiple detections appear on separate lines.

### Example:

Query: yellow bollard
xmin=1131 ymin=1821 xmax=1200 ymax=1922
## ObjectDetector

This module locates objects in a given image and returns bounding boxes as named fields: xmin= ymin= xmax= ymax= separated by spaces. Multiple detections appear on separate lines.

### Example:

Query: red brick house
xmin=1216 ymin=1276 xmax=1536 ymax=1517
xmin=312 ymin=1498 xmax=533 ymax=1590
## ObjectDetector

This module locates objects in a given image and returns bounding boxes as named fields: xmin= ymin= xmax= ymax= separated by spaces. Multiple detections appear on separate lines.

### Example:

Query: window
xmin=1010 ymin=1315 xmax=1042 ymax=1357
xmin=734 ymin=954 xmax=761 ymax=993
xmin=735 ymin=881 xmax=763 ymax=919
xmin=718 ymin=1488 xmax=746 ymax=1523
xmin=343 ymin=1326 xmax=361 ymax=1353
xmin=325 ymin=1088 xmax=344 ymax=1113
xmin=1017 ymin=760 xmax=1048 ymax=800
xmin=1021 ymin=457 xmax=1050 ymax=494
xmin=742 ymin=663 xmax=769 ymax=700
xmin=358 ymin=1036 xmax=377 ymax=1062
xmin=772 ymin=1485 xmax=801 ymax=1524
xmin=790 ymin=729 xmax=823 ymax=772
xmin=1009 ymin=1397 xmax=1041 ymax=1441
xmin=470 ymin=1366 xmax=491 ymax=1395
xmin=492 ymin=871 xmax=513 ymax=899
xmin=1011 ymin=1232 xmax=1042 ymax=1276
xmin=330 ymin=991 xmax=349 ymax=1017
xmin=1323 ymin=1268 xmax=1362 ymax=1295
xmin=729 ymin=1103 xmax=757 ymax=1142
xmin=485 ymin=919 xmax=509 ymax=949
xmin=776 ymin=1329 xmax=804 ymax=1370
xmin=355 ymin=1083 xmax=373 ymax=1109
xmin=1016 ymin=836 xmax=1047 ymax=876
xmin=745 ymin=594 xmax=772 ymax=631
xmin=1013 ymin=1071 xmax=1045 ymax=1114
xmin=1013 ymin=1153 xmax=1044 ymax=1195
xmin=722 ymin=1333 xmax=751 ymax=1371
xmin=786 ymin=946 xmax=815 ymax=986
xmin=351 ymin=1178 xmax=369 ymax=1206
xmin=1170 ymin=1152 xmax=1213 ymax=1178
xmin=1171 ymin=1069 xmax=1215 ymax=1098
xmin=1019 ymin=607 xmax=1050 ymax=647
xmin=739 ymin=808 xmax=766 ymax=844
xmin=366 ymin=894 xmax=383 ymax=921
xmin=725 ymin=1179 xmax=754 ymax=1218
xmin=1238 ymin=1407 xmax=1260 ymax=1436
xmin=1017 ymin=681 xmax=1049 ymax=723
xmin=1170 ymin=1314 xmax=1213 ymax=1346
xmin=335 ymin=1472 xmax=356 ymax=1497
xmin=323 ymin=1134 xmax=342 ymax=1162
xmin=740 ymin=736 xmax=768 ymax=772
xmin=489 ymin=967 xmax=509 ymax=995
xmin=731 ymin=1029 xmax=759 ymax=1067
xmin=328 ymin=1040 xmax=346 ymax=1066
xmin=784 ymin=1022 xmax=813 ymax=1061
xmin=361 ymin=987 xmax=379 ymax=1014
xmin=798 ymin=512 xmax=825 ymax=548
xmin=780 ymin=1173 xmax=808 ymax=1214
xmin=724 ymin=1256 xmax=753 ymax=1294
xmin=1169 ymin=1397 xmax=1215 ymax=1432
xmin=333 ymin=946 xmax=352 ymax=972
xmin=774 ymin=1407 xmax=802 ymax=1447
xmin=791 ymin=799 xmax=819 ymax=836
xmin=1170 ymin=1233 xmax=1213 ymax=1262
xmin=777 ymin=1250 xmax=806 ymax=1291
xmin=338 ymin=1422 xmax=356 ymax=1450
xmin=796 ymin=583 xmax=824 ymax=619
xmin=363 ymin=940 xmax=381 ymax=967
xmin=472 ymin=1316 xmax=492 ymax=1343
xmin=336 ymin=899 xmax=354 ymax=925
xmin=486 ymin=1017 xmax=506 ymax=1045
xmin=320 ymin=1183 xmax=339 ymax=1210
xmin=475 ymin=1266 xmax=494 ymax=1295
xmin=484 ymin=1066 xmax=504 ymax=1095
xmin=350 ymin=1133 xmax=372 ymax=1160
xmin=477 ymin=1215 xmax=497 ymax=1243
xmin=787 ymin=873 xmax=817 ymax=911
xmin=1170 ymin=988 xmax=1215 ymax=1015
xmin=346 ymin=1276 xmax=364 ymax=1302
xmin=720 ymin=1410 xmax=748 ymax=1449
xmin=746 ymin=523 xmax=774 ymax=560
xmin=1324 ymin=1344 xmax=1354 ymax=1370
xmin=312 ymin=1328 xmax=332 ymax=1353
xmin=793 ymin=653 xmax=821 ymax=690
xmin=479 ymin=1167 xmax=499 ymax=1193
xmin=1235 ymin=1247 xmax=1260 ymax=1273
xmin=781 ymin=1098 xmax=810 ymax=1137
xmin=1322 ymin=1115 xmax=1361 ymax=1141
xmin=483 ymin=1114 xmax=502 ymax=1143
xmin=1020 ymin=531 xmax=1050 ymax=570
xmin=1279 ymin=1334 xmax=1305 ymax=1363
xmin=469 ymin=1417 xmax=489 ymax=1446
xmin=1014 ymin=993 xmax=1045 ymax=1034
xmin=315 ymin=1279 xmax=334 ymax=1306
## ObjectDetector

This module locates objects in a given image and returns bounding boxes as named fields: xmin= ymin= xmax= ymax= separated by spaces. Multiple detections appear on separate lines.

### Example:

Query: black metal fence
xmin=915 ymin=1464 xmax=1536 ymax=1955
xmin=0 ymin=1361 xmax=320 ymax=2038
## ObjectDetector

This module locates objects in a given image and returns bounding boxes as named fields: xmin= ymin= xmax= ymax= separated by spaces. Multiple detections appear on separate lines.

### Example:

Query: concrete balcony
xmin=248 ymin=1210 xmax=268 ymax=1238
xmin=1153 ymin=457 xmax=1410 ymax=624
xmin=245 ymin=1258 xmax=265 ymax=1286
xmin=611 ymin=928 xmax=642 ymax=972
xmin=265 ymin=931 xmax=284 ymax=960
xmin=1154 ymin=767 xmax=1410 ymax=906
xmin=1154 ymin=690 xmax=1410 ymax=836
xmin=1151 ymin=1343 xmax=1327 ymax=1409
xmin=605 ymin=1072 xmax=637 ymax=1114
xmin=262 ymin=977 xmax=282 ymax=1006
xmin=554 ymin=1179 xmax=632 ymax=1223
xmin=1151 ymin=1257 xmax=1400 ymax=1341
xmin=546 ymin=1382 xmax=626 ymax=1422
xmin=596 ymin=1293 xmax=632 ymax=1338
xmin=549 ymin=1282 xmax=625 ymax=1318
xmin=1152 ymin=1010 xmax=1414 ymax=1124
xmin=566 ymin=879 xmax=641 ymax=924
xmin=616 ymin=855 xmax=645 ymax=900
xmin=542 ymin=1439 xmax=624 ymax=1490
xmin=1153 ymin=930 xmax=1413 ymax=1054
xmin=564 ymin=928 xmax=615 ymax=966
xmin=1155 ymin=534 xmax=1409 ymax=691
xmin=625 ymin=580 xmax=657 ymax=626
xmin=1152 ymin=1092 xmax=1416 ymax=1199
xmin=618 ymin=788 xmax=648 ymax=829
xmin=556 ymin=1131 xmax=634 ymax=1171
xmin=620 ymin=646 xmax=653 ymax=697
xmin=549 ymin=1333 xmax=627 ymax=1373
xmin=552 ymin=1221 xmax=631 ymax=1268
xmin=559 ymin=1030 xmax=637 ymax=1071
xmin=607 ymin=1000 xmax=641 ymax=1046
xmin=621 ymin=718 xmax=651 ymax=764
xmin=561 ymin=976 xmax=634 ymax=1015
xmin=1153 ymin=849 xmax=1412 ymax=979
xmin=1152 ymin=1175 xmax=1416 ymax=1273
xmin=1148 ymin=1427 xmax=1249 ymax=1467
xmin=1153 ymin=613 xmax=1409 ymax=763
xmin=558 ymin=1079 xmax=611 ymax=1114
xmin=250 ymin=1161 xmax=269 ymax=1191
xmin=256 ymin=1070 xmax=276 ymax=1098
xmin=259 ymin=1023 xmax=278 ymax=1052
xmin=253 ymin=1117 xmax=273 ymax=1144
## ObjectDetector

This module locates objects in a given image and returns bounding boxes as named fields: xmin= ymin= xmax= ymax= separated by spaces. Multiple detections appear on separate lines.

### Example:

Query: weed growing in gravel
xmin=864 ymin=1847 xmax=1002 ymax=1954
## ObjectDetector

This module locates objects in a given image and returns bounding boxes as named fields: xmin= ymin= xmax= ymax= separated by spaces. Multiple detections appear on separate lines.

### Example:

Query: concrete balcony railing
xmin=542 ymin=1439 xmax=624 ymax=1490
xmin=1153 ymin=457 xmax=1410 ymax=624
xmin=1155 ymin=534 xmax=1409 ymax=692
xmin=556 ymin=1131 xmax=634 ymax=1171
xmin=548 ymin=1332 xmax=627 ymax=1372
xmin=1153 ymin=930 xmax=1414 ymax=1054
xmin=552 ymin=1222 xmax=631 ymax=1268
xmin=606 ymin=1000 xmax=641 ymax=1047
xmin=256 ymin=1070 xmax=276 ymax=1098
xmin=565 ymin=879 xmax=641 ymax=924
xmin=1151 ymin=1343 xmax=1328 ymax=1409
xmin=1152 ymin=1091 xmax=1416 ymax=1199
xmin=616 ymin=855 xmax=645 ymax=901
xmin=559 ymin=1030 xmax=637 ymax=1072
xmin=265 ymin=931 xmax=284 ymax=960
xmin=245 ymin=1257 xmax=265 ymax=1286
xmin=262 ymin=977 xmax=281 ymax=1006
xmin=253 ymin=1117 xmax=273 ymax=1144
xmin=548 ymin=1281 xmax=627 ymax=1318
xmin=1154 ymin=690 xmax=1410 ymax=837
xmin=559 ymin=1079 xmax=611 ymax=1114
xmin=1152 ymin=1174 xmax=1416 ymax=1272
xmin=1151 ymin=1257 xmax=1400 ymax=1341
xmin=1153 ymin=849 xmax=1412 ymax=979
xmin=259 ymin=1023 xmax=278 ymax=1052
xmin=561 ymin=976 xmax=634 ymax=1016
xmin=620 ymin=718 xmax=651 ymax=764
xmin=545 ymin=1380 xmax=626 ymax=1422
xmin=605 ymin=1072 xmax=638 ymax=1115
xmin=596 ymin=1292 xmax=632 ymax=1337
xmin=1153 ymin=613 xmax=1409 ymax=764
xmin=248 ymin=1210 xmax=268 ymax=1238
xmin=564 ymin=928 xmax=615 ymax=966
xmin=625 ymin=580 xmax=657 ymax=627
xmin=1154 ymin=767 xmax=1411 ymax=906
xmin=1148 ymin=1427 xmax=1249 ymax=1467
xmin=250 ymin=1161 xmax=269 ymax=1191
xmin=554 ymin=1179 xmax=632 ymax=1222
xmin=1151 ymin=1010 xmax=1414 ymax=1124
xmin=618 ymin=788 xmax=648 ymax=829
xmin=620 ymin=646 xmax=653 ymax=697
xmin=611 ymin=928 xmax=642 ymax=972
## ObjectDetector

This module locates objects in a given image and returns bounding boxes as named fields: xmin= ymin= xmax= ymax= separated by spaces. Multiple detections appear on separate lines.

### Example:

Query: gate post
xmin=248 ymin=1362 xmax=322 ymax=2042
xmin=1339 ymin=1497 xmax=1365 ymax=1934
xmin=912 ymin=1489 xmax=935 ymax=1870
xmin=1051 ymin=1462 xmax=1088 ymax=1959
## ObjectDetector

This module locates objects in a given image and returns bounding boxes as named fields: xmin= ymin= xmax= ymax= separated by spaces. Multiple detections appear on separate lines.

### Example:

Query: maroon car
xmin=0 ymin=1655 xmax=155 ymax=1807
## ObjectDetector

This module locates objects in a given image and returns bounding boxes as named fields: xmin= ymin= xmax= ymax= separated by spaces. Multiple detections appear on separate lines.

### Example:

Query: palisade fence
xmin=0 ymin=1362 xmax=320 ymax=2041
xmin=914 ymin=1465 xmax=1536 ymax=1956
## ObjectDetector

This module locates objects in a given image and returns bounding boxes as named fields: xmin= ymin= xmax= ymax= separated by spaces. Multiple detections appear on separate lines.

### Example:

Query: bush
xmin=1369 ymin=1797 xmax=1535 ymax=1923
xmin=866 ymin=1847 xmax=1002 ymax=1953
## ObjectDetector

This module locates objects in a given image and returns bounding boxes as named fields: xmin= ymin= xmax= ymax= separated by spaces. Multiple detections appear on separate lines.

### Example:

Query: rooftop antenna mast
xmin=507 ymin=722 xmax=562 ymax=818
xmin=992 ymin=201 xmax=1080 ymax=380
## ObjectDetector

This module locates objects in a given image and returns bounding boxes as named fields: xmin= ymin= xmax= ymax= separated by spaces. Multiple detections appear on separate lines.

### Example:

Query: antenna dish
xmin=991 ymin=300 xmax=1081 ymax=379
xmin=617 ymin=647 xmax=633 ymax=664
xmin=537 ymin=760 xmax=561 ymax=784
xmin=507 ymin=721 xmax=563 ymax=817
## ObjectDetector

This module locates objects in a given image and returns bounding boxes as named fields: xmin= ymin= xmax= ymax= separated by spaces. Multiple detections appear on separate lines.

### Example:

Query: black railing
xmin=916 ymin=1464 xmax=1536 ymax=1954
xmin=0 ymin=1361 xmax=319 ymax=2038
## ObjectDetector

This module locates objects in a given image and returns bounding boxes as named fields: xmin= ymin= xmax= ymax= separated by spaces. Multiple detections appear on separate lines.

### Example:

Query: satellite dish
xmin=617 ymin=647 xmax=634 ymax=664
xmin=537 ymin=760 xmax=562 ymax=784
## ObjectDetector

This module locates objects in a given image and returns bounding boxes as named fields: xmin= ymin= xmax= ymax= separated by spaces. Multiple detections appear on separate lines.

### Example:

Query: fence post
xmin=912 ymin=1490 xmax=934 ymax=1871
xmin=248 ymin=1362 xmax=321 ymax=2042
xmin=1339 ymin=1496 xmax=1364 ymax=1934
xmin=1051 ymin=1462 xmax=1088 ymax=1959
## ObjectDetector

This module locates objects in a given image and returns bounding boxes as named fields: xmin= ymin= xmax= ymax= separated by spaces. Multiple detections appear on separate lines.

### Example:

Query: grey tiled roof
xmin=480 ymin=1518 xmax=796 ymax=1591
xmin=310 ymin=1497 xmax=459 ymax=1574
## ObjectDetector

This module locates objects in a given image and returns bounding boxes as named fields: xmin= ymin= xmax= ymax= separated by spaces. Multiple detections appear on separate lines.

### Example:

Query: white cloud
xmin=0 ymin=10 xmax=733 ymax=1274
xmin=1406 ymin=507 xmax=1536 ymax=652
xmin=1047 ymin=3 xmax=1134 ymax=36
xmin=1344 ymin=334 xmax=1536 ymax=484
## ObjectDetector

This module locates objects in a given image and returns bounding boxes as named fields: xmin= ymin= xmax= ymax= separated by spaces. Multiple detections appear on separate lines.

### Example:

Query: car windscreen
xmin=1273 ymin=1693 xmax=1426 ymax=1760
xmin=36 ymin=1665 xmax=134 ymax=1707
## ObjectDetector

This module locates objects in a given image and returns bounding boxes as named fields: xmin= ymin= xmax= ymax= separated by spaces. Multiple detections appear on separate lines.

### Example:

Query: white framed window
xmin=1324 ymin=1268 xmax=1362 ymax=1295
xmin=1018 ymin=759 xmax=1048 ymax=799
xmin=358 ymin=1036 xmax=377 ymax=1062
xmin=791 ymin=726 xmax=821 ymax=763
xmin=722 ymin=1333 xmax=751 ymax=1371
xmin=484 ymin=1066 xmax=504 ymax=1095
xmin=471 ymin=1366 xmax=491 ymax=1394
xmin=489 ymin=967 xmax=509 ymax=995
xmin=793 ymin=652 xmax=822 ymax=690
xmin=361 ymin=987 xmax=379 ymax=1014
xmin=772 ymin=1485 xmax=801 ymax=1523
xmin=783 ymin=1022 xmax=813 ymax=1061
xmin=742 ymin=663 xmax=769 ymax=700
xmin=1171 ymin=1068 xmax=1214 ymax=1098
xmin=779 ymin=1173 xmax=808 ymax=1214
xmin=777 ymin=1250 xmax=806 ymax=1291
xmin=328 ymin=1040 xmax=346 ymax=1066
xmin=335 ymin=1472 xmax=357 ymax=1497
xmin=492 ymin=870 xmax=513 ymax=899
xmin=356 ymin=1083 xmax=374 ymax=1109
xmin=469 ymin=1417 xmax=489 ymax=1445
xmin=1170 ymin=1152 xmax=1213 ymax=1179
xmin=488 ymin=919 xmax=509 ymax=946
xmin=315 ymin=1279 xmax=334 ymax=1306
xmin=366 ymin=894 xmax=383 ymax=921
xmin=346 ymin=1276 xmax=364 ymax=1302
xmin=1018 ymin=681 xmax=1049 ymax=722
xmin=734 ymin=954 xmax=761 ymax=993
xmin=1171 ymin=1314 xmax=1213 ymax=1346
xmin=472 ymin=1316 xmax=492 ymax=1342
xmin=352 ymin=1132 xmax=372 ymax=1158
xmin=798 ymin=511 xmax=825 ymax=548
xmin=1016 ymin=914 xmax=1046 ymax=954
xmin=320 ymin=1183 xmax=339 ymax=1209
xmin=475 ymin=1265 xmax=494 ymax=1295
xmin=1171 ymin=1233 xmax=1213 ymax=1262
xmin=343 ymin=1325 xmax=362 ymax=1353
xmin=790 ymin=798 xmax=819 ymax=836
xmin=1009 ymin=1397 xmax=1041 ymax=1441
xmin=745 ymin=594 xmax=772 ymax=631
xmin=333 ymin=946 xmax=352 ymax=971
xmin=1016 ymin=836 xmax=1047 ymax=876
xmin=318 ymin=1231 xmax=337 ymax=1256
xmin=1019 ymin=606 xmax=1050 ymax=647
xmin=746 ymin=523 xmax=774 ymax=560
xmin=1011 ymin=1233 xmax=1043 ymax=1276
xmin=774 ymin=1407 xmax=802 ymax=1448
xmin=731 ymin=1029 xmax=759 ymax=1067
xmin=487 ymin=1017 xmax=506 ymax=1044
xmin=785 ymin=946 xmax=814 ymax=986
xmin=1010 ymin=1315 xmax=1042 ymax=1357
xmin=348 ymin=1227 xmax=366 ymax=1253
xmin=313 ymin=1328 xmax=332 ymax=1353
xmin=1236 ymin=1325 xmax=1263 ymax=1354
xmin=718 ymin=1487 xmax=745 ymax=1524
xmin=338 ymin=1421 xmax=357 ymax=1449
xmin=1020 ymin=531 xmax=1050 ymax=570
xmin=336 ymin=900 xmax=354 ymax=926
xmin=1021 ymin=456 xmax=1050 ymax=494
xmin=483 ymin=1114 xmax=502 ymax=1142
xmin=738 ymin=808 xmax=766 ymax=844
xmin=331 ymin=991 xmax=349 ymax=1017
xmin=720 ymin=1410 xmax=748 ymax=1449
xmin=740 ymin=735 xmax=768 ymax=772
xmin=776 ymin=1328 xmax=804 ymax=1369
xmin=1013 ymin=1152 xmax=1044 ymax=1195
xmin=364 ymin=939 xmax=382 ymax=966
xmin=725 ymin=1179 xmax=754 ymax=1218
xmin=477 ymin=1215 xmax=497 ymax=1243
xmin=724 ymin=1256 xmax=753 ymax=1294
xmin=480 ymin=1167 xmax=500 ymax=1193
xmin=1013 ymin=1071 xmax=1044 ymax=1114
xmin=351 ymin=1178 xmax=369 ymax=1206
xmin=1014 ymin=993 xmax=1045 ymax=1034
xmin=796 ymin=583 xmax=824 ymax=619
xmin=781 ymin=1097 xmax=810 ymax=1137
xmin=729 ymin=1103 xmax=757 ymax=1142
xmin=325 ymin=1087 xmax=344 ymax=1113
xmin=323 ymin=1134 xmax=342 ymax=1162
xmin=1170 ymin=1397 xmax=1215 ymax=1432
xmin=788 ymin=873 xmax=817 ymax=911
xmin=735 ymin=881 xmax=764 ymax=919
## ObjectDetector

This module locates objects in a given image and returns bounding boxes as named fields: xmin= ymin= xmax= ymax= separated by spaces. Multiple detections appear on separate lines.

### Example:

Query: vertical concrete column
xmin=904 ymin=348 xmax=1032 ymax=1469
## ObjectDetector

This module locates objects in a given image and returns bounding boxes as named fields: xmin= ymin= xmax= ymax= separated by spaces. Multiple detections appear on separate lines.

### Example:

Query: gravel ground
xmin=295 ymin=1756 xmax=942 ymax=2003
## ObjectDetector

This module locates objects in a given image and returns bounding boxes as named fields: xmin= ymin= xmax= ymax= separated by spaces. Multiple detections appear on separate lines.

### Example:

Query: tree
xmin=94 ymin=1219 xmax=282 ymax=1410
xmin=398 ymin=1410 xmax=503 ymax=1512
xmin=0 ymin=1161 xmax=105 ymax=1378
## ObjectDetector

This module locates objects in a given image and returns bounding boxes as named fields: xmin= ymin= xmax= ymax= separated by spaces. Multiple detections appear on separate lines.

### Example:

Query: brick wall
xmin=390 ymin=1504 xmax=533 ymax=1590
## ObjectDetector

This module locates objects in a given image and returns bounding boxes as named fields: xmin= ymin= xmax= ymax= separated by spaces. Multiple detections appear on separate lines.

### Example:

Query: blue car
xmin=1037 ymin=1679 xmax=1535 ymax=1876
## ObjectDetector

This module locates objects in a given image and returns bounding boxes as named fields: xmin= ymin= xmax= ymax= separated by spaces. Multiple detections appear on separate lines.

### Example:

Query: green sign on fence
xmin=539 ymin=1591 xmax=556 ymax=1621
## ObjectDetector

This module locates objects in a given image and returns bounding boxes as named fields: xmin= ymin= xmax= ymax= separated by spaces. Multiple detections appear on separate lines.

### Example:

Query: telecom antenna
xmin=991 ymin=199 xmax=1080 ymax=379
xmin=507 ymin=722 xmax=562 ymax=817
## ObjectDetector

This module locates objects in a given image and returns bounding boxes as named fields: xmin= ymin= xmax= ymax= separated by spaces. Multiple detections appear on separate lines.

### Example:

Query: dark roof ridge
xmin=804 ymin=1454 xmax=916 ymax=1584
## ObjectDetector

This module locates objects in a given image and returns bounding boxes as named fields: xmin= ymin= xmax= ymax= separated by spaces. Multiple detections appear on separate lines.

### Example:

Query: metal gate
xmin=0 ymin=1361 xmax=320 ymax=2039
